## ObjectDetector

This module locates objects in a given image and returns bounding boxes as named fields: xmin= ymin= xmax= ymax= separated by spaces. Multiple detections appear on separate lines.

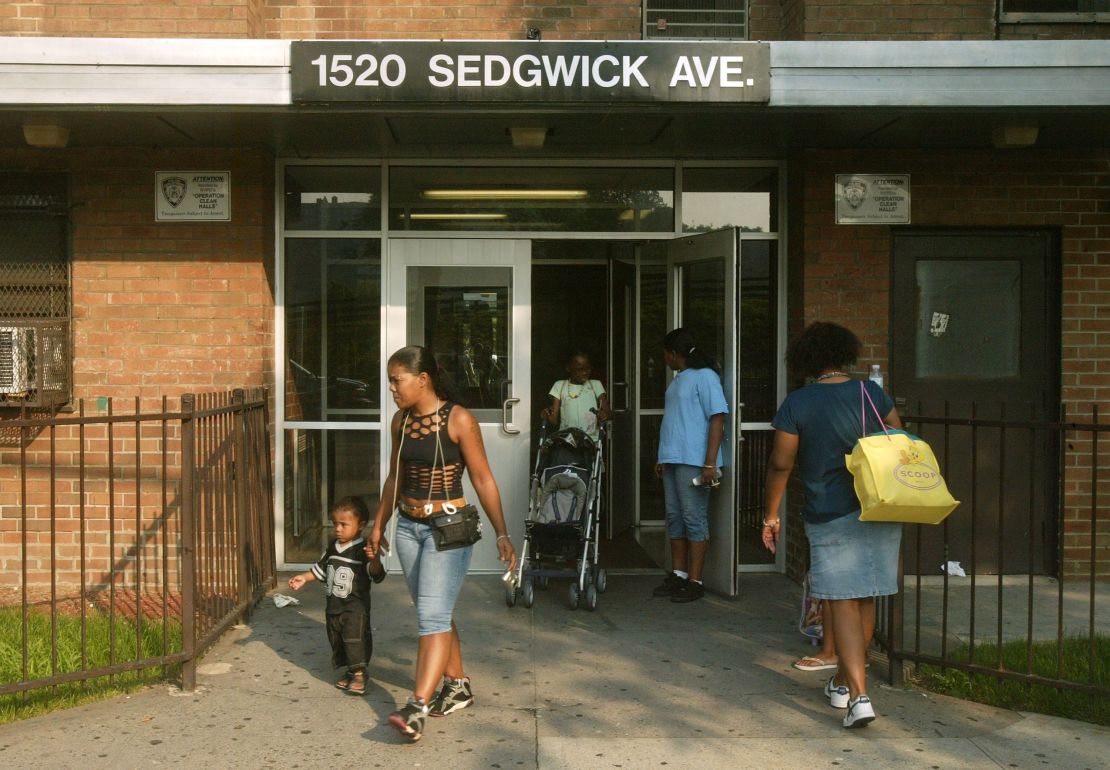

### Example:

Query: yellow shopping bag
xmin=845 ymin=383 xmax=960 ymax=525
xmin=846 ymin=431 xmax=960 ymax=525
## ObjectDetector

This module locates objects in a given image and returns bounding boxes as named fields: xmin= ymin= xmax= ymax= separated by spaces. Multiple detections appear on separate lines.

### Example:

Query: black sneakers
xmin=652 ymin=572 xmax=687 ymax=597
xmin=430 ymin=676 xmax=473 ymax=717
xmin=671 ymin=579 xmax=705 ymax=603
xmin=388 ymin=696 xmax=430 ymax=741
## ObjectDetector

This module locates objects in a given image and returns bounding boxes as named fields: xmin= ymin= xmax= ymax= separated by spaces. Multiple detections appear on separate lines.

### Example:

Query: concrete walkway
xmin=0 ymin=573 xmax=1106 ymax=769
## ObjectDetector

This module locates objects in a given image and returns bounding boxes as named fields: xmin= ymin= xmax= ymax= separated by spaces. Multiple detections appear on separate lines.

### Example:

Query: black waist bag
xmin=430 ymin=504 xmax=483 ymax=551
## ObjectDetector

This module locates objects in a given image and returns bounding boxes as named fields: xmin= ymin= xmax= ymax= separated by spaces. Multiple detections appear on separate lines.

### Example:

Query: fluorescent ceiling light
xmin=421 ymin=189 xmax=588 ymax=201
xmin=404 ymin=212 xmax=509 ymax=220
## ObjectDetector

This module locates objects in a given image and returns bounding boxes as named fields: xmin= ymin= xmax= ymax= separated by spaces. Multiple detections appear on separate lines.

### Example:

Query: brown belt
xmin=397 ymin=497 xmax=468 ymax=519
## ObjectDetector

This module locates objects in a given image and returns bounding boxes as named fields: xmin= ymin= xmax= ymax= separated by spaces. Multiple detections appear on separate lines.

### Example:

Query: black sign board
xmin=291 ymin=41 xmax=770 ymax=104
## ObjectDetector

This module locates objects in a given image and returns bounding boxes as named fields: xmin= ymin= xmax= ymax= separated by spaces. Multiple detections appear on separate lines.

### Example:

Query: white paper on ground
xmin=941 ymin=561 xmax=967 ymax=577
xmin=272 ymin=593 xmax=300 ymax=608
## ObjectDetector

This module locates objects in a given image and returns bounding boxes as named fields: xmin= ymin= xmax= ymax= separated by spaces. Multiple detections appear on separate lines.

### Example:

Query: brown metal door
xmin=890 ymin=230 xmax=1059 ymax=575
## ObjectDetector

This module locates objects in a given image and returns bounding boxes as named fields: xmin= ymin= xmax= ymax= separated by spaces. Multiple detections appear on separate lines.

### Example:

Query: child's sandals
xmin=336 ymin=670 xmax=355 ymax=690
xmin=346 ymin=670 xmax=367 ymax=696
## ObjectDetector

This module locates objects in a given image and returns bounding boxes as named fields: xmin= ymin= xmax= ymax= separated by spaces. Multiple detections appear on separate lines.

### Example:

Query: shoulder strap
xmin=860 ymin=381 xmax=890 ymax=438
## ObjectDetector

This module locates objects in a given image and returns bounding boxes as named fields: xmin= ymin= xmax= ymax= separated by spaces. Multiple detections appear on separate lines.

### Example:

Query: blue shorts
xmin=661 ymin=463 xmax=711 ymax=542
xmin=805 ymin=513 xmax=902 ymax=600
xmin=394 ymin=514 xmax=473 ymax=636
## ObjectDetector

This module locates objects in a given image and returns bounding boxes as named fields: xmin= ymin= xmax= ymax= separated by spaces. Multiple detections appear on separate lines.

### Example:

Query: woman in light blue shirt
xmin=652 ymin=328 xmax=728 ymax=603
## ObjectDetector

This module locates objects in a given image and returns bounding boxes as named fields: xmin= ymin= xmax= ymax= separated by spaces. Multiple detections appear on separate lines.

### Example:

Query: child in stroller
xmin=505 ymin=421 xmax=608 ymax=611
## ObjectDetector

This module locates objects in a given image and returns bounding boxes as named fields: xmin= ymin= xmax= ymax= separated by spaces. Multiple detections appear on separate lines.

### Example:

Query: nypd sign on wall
xmin=292 ymin=41 xmax=769 ymax=104
xmin=155 ymin=172 xmax=230 ymax=222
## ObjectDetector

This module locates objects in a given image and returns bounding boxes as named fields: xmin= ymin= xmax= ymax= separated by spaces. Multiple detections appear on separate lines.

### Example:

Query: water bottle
xmin=869 ymin=364 xmax=884 ymax=390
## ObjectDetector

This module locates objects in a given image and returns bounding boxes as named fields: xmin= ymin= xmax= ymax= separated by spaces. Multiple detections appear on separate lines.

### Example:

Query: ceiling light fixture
xmin=22 ymin=122 xmax=69 ymax=149
xmin=509 ymin=126 xmax=548 ymax=149
xmin=991 ymin=125 xmax=1038 ymax=150
xmin=421 ymin=189 xmax=587 ymax=201
xmin=404 ymin=212 xmax=509 ymax=220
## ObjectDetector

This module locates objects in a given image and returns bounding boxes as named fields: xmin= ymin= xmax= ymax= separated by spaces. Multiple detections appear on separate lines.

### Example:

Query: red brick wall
xmin=784 ymin=147 xmax=1110 ymax=580
xmin=0 ymin=146 xmax=274 ymax=597
xmin=0 ymin=0 xmax=265 ymax=38
xmin=262 ymin=0 xmax=642 ymax=40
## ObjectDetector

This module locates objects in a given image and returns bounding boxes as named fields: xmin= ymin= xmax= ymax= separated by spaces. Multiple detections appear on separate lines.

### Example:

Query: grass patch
xmin=0 ymin=606 xmax=182 ymax=724
xmin=912 ymin=634 xmax=1110 ymax=726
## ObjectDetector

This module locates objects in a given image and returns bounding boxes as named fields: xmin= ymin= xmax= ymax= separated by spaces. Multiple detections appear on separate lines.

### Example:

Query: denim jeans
xmin=394 ymin=513 xmax=474 ymax=635
xmin=661 ymin=463 xmax=711 ymax=542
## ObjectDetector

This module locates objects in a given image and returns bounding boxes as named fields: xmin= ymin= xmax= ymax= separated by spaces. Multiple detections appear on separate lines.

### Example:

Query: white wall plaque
xmin=155 ymin=171 xmax=230 ymax=221
xmin=835 ymin=174 xmax=910 ymax=225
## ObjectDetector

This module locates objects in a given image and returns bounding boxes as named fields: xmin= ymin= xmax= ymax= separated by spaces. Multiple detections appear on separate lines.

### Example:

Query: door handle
xmin=502 ymin=397 xmax=520 ymax=435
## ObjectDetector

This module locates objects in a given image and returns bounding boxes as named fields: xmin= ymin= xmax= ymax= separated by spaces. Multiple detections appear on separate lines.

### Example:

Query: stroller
xmin=505 ymin=422 xmax=607 ymax=611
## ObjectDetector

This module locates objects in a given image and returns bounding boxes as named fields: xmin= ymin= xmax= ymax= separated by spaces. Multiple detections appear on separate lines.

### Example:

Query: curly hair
xmin=785 ymin=322 xmax=861 ymax=379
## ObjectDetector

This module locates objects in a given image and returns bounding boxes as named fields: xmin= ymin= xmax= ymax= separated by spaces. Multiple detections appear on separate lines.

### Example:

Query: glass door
xmin=386 ymin=239 xmax=531 ymax=572
xmin=607 ymin=256 xmax=637 ymax=540
xmin=667 ymin=228 xmax=738 ymax=597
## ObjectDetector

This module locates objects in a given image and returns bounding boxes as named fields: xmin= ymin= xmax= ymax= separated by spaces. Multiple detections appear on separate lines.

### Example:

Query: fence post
xmin=180 ymin=393 xmax=197 ymax=692
xmin=233 ymin=389 xmax=252 ymax=621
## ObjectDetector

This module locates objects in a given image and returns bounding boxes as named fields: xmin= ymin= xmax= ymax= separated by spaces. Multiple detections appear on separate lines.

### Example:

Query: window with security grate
xmin=0 ymin=173 xmax=71 ymax=409
xmin=1001 ymin=0 xmax=1109 ymax=21
xmin=644 ymin=0 xmax=748 ymax=40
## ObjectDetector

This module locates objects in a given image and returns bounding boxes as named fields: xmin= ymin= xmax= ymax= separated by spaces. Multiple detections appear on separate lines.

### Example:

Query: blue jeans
xmin=394 ymin=514 xmax=474 ymax=636
xmin=661 ymin=463 xmax=711 ymax=542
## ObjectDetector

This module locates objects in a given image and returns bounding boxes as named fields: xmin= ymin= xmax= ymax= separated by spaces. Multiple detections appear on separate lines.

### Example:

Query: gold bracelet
xmin=496 ymin=534 xmax=510 ymax=542
xmin=762 ymin=519 xmax=780 ymax=529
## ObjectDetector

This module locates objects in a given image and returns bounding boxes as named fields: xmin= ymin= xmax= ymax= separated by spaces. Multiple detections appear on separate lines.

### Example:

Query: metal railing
xmin=0 ymin=389 xmax=274 ymax=698
xmin=874 ymin=404 xmax=1107 ymax=700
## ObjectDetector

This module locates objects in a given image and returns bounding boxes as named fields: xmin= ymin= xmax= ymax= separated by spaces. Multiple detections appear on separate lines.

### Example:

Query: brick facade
xmin=782 ymin=148 xmax=1110 ymax=581
xmin=0 ymin=146 xmax=274 ymax=596
xmin=3 ymin=1 xmax=1107 ymax=41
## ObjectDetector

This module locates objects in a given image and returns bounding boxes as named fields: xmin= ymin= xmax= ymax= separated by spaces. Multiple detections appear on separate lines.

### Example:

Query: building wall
xmin=0 ymin=146 xmax=274 ymax=596
xmin=782 ymin=147 xmax=1110 ymax=581
xmin=3 ymin=1 xmax=1107 ymax=41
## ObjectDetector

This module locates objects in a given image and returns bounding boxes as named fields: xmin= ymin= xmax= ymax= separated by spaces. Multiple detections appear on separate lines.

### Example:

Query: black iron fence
xmin=0 ymin=389 xmax=275 ymax=698
xmin=874 ymin=404 xmax=1108 ymax=700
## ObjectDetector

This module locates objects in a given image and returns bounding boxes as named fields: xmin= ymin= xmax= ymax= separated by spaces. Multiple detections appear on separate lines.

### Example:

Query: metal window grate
xmin=644 ymin=1 xmax=748 ymax=40
xmin=0 ymin=174 xmax=71 ymax=408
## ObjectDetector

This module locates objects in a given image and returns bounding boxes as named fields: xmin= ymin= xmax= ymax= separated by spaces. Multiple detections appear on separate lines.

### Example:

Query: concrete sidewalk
xmin=1 ymin=573 xmax=1106 ymax=769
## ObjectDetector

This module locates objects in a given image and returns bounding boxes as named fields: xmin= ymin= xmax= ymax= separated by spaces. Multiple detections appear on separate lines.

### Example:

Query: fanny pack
xmin=429 ymin=502 xmax=483 ymax=551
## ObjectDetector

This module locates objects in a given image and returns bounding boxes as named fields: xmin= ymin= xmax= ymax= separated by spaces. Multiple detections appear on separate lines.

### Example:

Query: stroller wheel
xmin=538 ymin=576 xmax=549 ymax=590
xmin=504 ymin=584 xmax=517 ymax=607
xmin=585 ymin=584 xmax=599 ymax=611
xmin=522 ymin=579 xmax=535 ymax=608
xmin=567 ymin=582 xmax=580 ymax=610
xmin=594 ymin=568 xmax=608 ymax=594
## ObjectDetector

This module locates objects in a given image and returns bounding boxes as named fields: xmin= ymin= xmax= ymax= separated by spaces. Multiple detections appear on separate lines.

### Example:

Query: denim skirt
xmin=804 ymin=513 xmax=902 ymax=600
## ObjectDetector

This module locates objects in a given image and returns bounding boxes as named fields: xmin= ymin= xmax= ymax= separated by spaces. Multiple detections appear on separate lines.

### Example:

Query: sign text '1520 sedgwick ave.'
xmin=291 ymin=41 xmax=770 ymax=104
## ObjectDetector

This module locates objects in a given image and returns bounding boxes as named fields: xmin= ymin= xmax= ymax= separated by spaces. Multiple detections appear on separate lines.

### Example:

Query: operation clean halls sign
xmin=291 ymin=41 xmax=770 ymax=104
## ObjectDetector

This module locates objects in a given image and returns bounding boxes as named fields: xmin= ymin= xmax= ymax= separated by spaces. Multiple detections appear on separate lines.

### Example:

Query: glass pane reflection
xmin=285 ymin=238 xmax=380 ymax=421
xmin=284 ymin=166 xmax=381 ymax=231
xmin=915 ymin=260 xmax=1020 ymax=378
xmin=407 ymin=266 xmax=512 ymax=417
xmin=390 ymin=166 xmax=673 ymax=232
xmin=283 ymin=429 xmax=381 ymax=564
xmin=682 ymin=167 xmax=777 ymax=233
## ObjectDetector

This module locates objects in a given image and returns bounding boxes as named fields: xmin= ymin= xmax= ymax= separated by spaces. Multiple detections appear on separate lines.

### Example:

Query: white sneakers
xmin=824 ymin=676 xmax=876 ymax=728
xmin=824 ymin=675 xmax=850 ymax=709
xmin=843 ymin=695 xmax=876 ymax=728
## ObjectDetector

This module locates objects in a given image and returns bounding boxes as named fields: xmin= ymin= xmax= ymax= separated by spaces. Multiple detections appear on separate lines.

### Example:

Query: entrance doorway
xmin=531 ymin=232 xmax=781 ymax=593
xmin=385 ymin=239 xmax=532 ymax=574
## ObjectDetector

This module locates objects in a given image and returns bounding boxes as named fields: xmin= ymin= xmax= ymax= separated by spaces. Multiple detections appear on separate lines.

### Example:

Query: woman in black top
xmin=368 ymin=346 xmax=516 ymax=742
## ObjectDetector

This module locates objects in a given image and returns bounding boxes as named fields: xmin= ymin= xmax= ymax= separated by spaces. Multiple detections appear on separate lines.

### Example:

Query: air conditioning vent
xmin=0 ymin=326 xmax=35 ymax=394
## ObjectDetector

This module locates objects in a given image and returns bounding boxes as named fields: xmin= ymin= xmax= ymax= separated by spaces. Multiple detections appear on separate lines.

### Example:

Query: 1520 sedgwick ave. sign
xmin=292 ymin=41 xmax=770 ymax=104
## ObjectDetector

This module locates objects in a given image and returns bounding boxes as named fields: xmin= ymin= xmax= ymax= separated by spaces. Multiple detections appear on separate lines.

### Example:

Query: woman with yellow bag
xmin=762 ymin=322 xmax=903 ymax=730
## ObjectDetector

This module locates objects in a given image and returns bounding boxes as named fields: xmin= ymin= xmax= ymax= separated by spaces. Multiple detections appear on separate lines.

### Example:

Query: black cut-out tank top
xmin=399 ymin=402 xmax=465 ymax=500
